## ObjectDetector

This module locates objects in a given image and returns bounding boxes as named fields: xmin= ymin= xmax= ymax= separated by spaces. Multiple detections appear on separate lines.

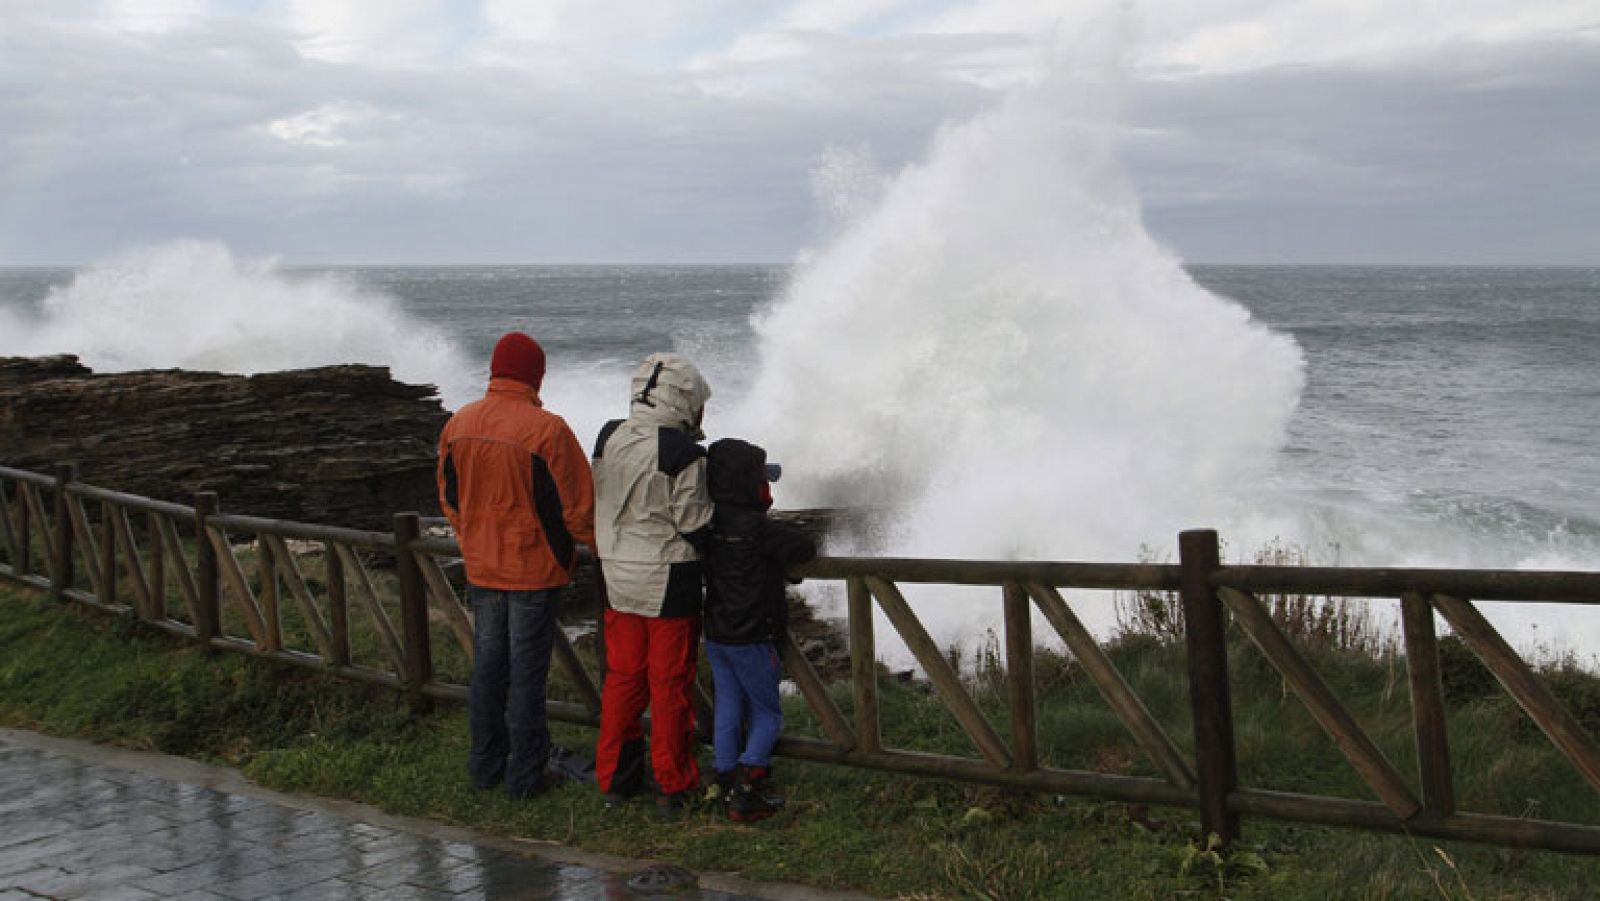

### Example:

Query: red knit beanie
xmin=490 ymin=332 xmax=546 ymax=390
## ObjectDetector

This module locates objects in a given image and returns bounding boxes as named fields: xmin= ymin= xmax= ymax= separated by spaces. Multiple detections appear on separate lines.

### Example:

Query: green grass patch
xmin=3 ymin=584 xmax=1598 ymax=899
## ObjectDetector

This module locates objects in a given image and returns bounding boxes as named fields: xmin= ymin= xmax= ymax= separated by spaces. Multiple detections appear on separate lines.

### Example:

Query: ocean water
xmin=1196 ymin=266 xmax=1600 ymax=567
xmin=3 ymin=258 xmax=1595 ymax=563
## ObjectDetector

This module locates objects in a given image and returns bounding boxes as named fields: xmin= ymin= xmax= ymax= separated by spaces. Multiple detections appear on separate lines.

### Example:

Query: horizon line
xmin=3 ymin=260 xmax=1598 ymax=270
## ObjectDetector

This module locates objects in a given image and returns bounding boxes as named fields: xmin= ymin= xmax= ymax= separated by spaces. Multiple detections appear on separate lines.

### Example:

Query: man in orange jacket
xmin=438 ymin=332 xmax=595 ymax=800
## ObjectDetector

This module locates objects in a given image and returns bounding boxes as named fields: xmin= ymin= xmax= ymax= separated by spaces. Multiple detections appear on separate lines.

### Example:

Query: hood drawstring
xmin=628 ymin=353 xmax=710 ymax=436
xmin=633 ymin=361 xmax=665 ymax=408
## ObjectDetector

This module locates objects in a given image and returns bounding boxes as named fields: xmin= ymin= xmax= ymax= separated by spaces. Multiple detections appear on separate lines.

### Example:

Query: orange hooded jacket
xmin=437 ymin=377 xmax=596 ymax=590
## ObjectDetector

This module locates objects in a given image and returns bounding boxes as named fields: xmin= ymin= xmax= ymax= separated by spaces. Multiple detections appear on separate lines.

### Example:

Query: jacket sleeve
xmin=758 ymin=519 xmax=817 ymax=580
xmin=548 ymin=419 xmax=596 ymax=550
xmin=668 ymin=455 xmax=714 ymax=547
xmin=436 ymin=421 xmax=461 ymax=531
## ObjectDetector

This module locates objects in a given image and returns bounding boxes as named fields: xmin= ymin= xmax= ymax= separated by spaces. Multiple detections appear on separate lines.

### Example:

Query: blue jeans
xmin=705 ymin=640 xmax=784 ymax=772
xmin=469 ymin=586 xmax=558 ymax=799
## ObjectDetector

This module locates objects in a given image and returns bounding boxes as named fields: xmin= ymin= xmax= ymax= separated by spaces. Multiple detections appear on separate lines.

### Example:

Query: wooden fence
xmin=4 ymin=462 xmax=1600 ymax=854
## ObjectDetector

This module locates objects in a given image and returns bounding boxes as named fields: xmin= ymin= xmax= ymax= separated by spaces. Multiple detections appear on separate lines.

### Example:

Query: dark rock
xmin=0 ymin=355 xmax=448 ymax=530
xmin=0 ymin=354 xmax=91 ymax=382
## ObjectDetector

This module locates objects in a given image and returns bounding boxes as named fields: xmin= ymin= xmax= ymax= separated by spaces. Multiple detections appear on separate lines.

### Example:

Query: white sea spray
xmin=732 ymin=41 xmax=1305 ymax=566
xmin=0 ymin=240 xmax=478 ymax=408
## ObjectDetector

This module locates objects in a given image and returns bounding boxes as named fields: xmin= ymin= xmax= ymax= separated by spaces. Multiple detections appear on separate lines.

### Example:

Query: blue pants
xmin=705 ymin=640 xmax=784 ymax=772
xmin=469 ymin=586 xmax=558 ymax=799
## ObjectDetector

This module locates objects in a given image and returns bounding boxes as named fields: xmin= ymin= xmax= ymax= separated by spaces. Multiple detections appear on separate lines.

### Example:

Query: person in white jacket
xmin=591 ymin=352 xmax=713 ymax=818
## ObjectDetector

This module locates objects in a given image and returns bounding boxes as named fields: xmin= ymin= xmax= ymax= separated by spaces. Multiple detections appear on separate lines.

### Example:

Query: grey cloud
xmin=2 ymin=16 xmax=1595 ymax=265
xmin=1125 ymin=36 xmax=1600 ymax=263
xmin=2 ymin=20 xmax=995 ymax=263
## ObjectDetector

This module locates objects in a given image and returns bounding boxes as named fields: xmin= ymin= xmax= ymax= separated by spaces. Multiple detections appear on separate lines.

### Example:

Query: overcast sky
xmin=2 ymin=1 xmax=1597 ymax=266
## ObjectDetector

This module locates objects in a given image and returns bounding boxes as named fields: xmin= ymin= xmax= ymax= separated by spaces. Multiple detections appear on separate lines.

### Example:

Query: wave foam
xmin=0 ymin=241 xmax=478 ymax=407
xmin=732 ymin=38 xmax=1305 ymax=564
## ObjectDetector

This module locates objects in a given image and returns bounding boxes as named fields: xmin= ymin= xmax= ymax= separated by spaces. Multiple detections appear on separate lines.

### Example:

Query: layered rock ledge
xmin=0 ymin=355 xmax=448 ymax=530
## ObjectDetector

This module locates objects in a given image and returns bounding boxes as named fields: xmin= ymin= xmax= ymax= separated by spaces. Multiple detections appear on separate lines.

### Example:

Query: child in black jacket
xmin=703 ymin=438 xmax=816 ymax=822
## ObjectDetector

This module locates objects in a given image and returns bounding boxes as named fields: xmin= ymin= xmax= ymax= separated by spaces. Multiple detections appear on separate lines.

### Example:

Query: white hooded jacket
xmin=591 ymin=353 xmax=714 ymax=617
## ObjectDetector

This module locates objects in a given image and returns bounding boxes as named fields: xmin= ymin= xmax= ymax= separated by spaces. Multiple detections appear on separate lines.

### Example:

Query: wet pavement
xmin=0 ymin=731 xmax=834 ymax=901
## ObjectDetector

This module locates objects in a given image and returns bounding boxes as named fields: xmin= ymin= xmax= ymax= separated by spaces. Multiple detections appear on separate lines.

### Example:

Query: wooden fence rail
xmin=4 ymin=464 xmax=1600 ymax=855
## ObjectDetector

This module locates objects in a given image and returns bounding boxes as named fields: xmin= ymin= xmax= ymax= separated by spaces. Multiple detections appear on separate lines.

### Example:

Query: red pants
xmin=594 ymin=609 xmax=701 ymax=796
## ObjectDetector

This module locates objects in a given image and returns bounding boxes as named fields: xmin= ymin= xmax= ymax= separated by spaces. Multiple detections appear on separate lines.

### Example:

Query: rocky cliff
xmin=0 ymin=355 xmax=448 ymax=529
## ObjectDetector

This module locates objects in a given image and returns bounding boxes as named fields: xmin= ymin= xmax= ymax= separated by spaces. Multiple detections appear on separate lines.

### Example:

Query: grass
xmin=6 ymin=583 xmax=1600 ymax=899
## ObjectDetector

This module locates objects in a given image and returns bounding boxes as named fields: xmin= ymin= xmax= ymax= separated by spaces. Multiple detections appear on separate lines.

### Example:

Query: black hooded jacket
xmin=704 ymin=438 xmax=816 ymax=645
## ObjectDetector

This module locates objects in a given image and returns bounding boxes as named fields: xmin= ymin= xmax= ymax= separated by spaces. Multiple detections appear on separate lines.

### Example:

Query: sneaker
xmin=728 ymin=765 xmax=784 ymax=823
xmin=744 ymin=764 xmax=785 ymax=803
xmin=703 ymin=769 xmax=735 ymax=807
xmin=603 ymin=791 xmax=632 ymax=811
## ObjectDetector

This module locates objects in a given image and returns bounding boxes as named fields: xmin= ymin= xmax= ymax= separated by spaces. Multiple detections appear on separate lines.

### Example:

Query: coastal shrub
xmin=1115 ymin=543 xmax=1188 ymax=645
xmin=1114 ymin=538 xmax=1386 ymax=658
xmin=1030 ymin=644 xmax=1083 ymax=694
xmin=1510 ymin=658 xmax=1600 ymax=743
xmin=1114 ymin=588 xmax=1187 ymax=646
xmin=1438 ymin=634 xmax=1498 ymax=703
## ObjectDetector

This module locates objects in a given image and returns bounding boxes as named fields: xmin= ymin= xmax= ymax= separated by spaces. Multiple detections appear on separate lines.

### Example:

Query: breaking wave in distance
xmin=0 ymin=241 xmax=478 ymax=407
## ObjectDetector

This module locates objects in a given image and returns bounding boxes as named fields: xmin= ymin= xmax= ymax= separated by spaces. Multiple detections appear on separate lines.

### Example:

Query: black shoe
xmin=727 ymin=765 xmax=784 ymax=823
xmin=656 ymin=789 xmax=698 ymax=822
xmin=728 ymin=783 xmax=782 ymax=822
xmin=470 ymin=767 xmax=505 ymax=792
xmin=610 ymin=737 xmax=648 ymax=796
xmin=603 ymin=791 xmax=633 ymax=811
xmin=507 ymin=771 xmax=563 ymax=801
xmin=546 ymin=745 xmax=596 ymax=786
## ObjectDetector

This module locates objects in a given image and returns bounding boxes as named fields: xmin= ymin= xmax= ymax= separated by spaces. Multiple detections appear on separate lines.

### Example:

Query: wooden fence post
xmin=1003 ymin=581 xmax=1038 ymax=773
xmin=325 ymin=540 xmax=351 ymax=667
xmin=16 ymin=480 xmax=33 ymax=578
xmin=395 ymin=513 xmax=433 ymax=715
xmin=1180 ymin=529 xmax=1240 ymax=845
xmin=257 ymin=535 xmax=282 ymax=652
xmin=51 ymin=463 xmax=77 ymax=603
xmin=1401 ymin=593 xmax=1455 ymax=815
xmin=147 ymin=510 xmax=166 ymax=621
xmin=848 ymin=577 xmax=881 ymax=755
xmin=100 ymin=499 xmax=117 ymax=610
xmin=194 ymin=492 xmax=221 ymax=647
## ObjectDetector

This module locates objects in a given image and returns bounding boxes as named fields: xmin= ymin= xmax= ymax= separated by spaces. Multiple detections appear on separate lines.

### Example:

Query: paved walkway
xmin=0 ymin=730 xmax=858 ymax=901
